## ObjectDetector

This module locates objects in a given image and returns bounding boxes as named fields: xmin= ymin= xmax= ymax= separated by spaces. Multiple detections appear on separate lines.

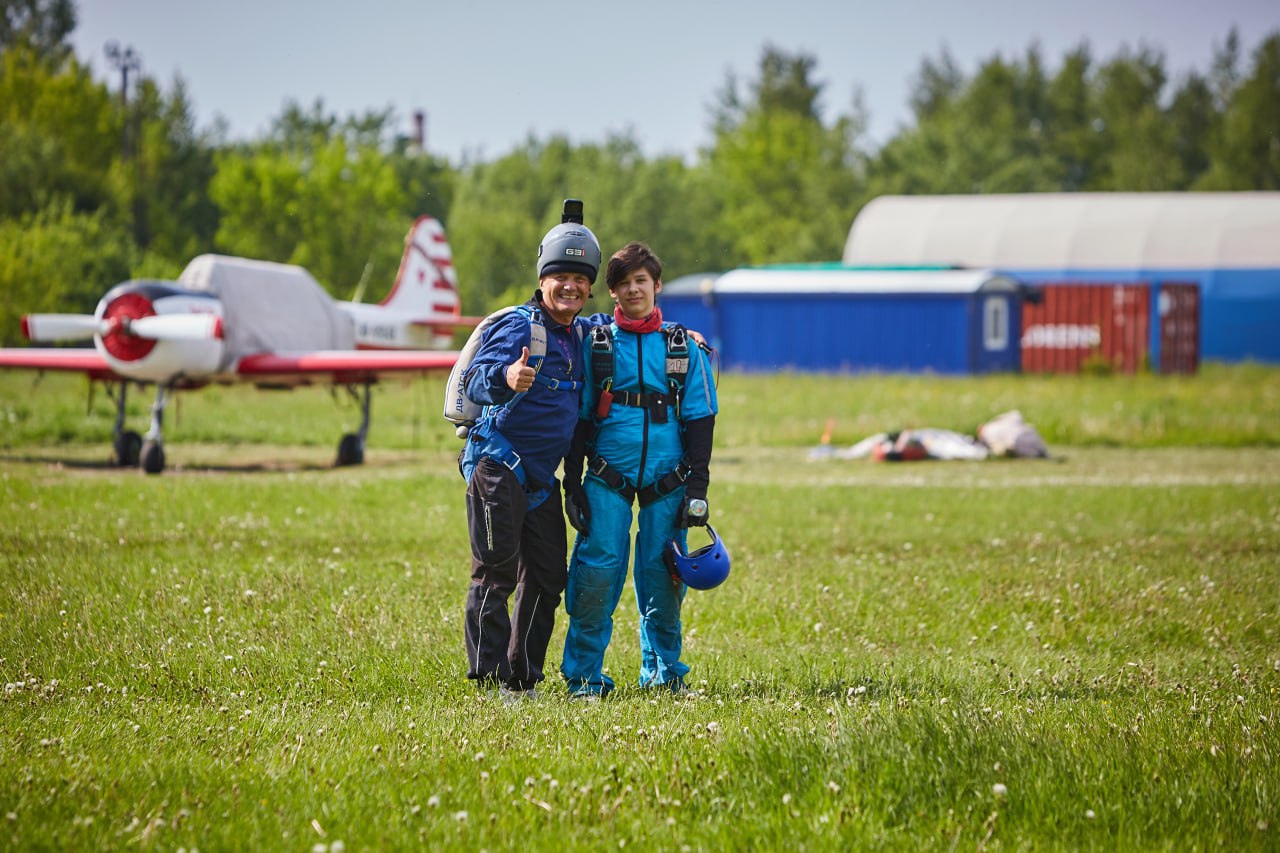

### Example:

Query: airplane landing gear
xmin=141 ymin=439 xmax=165 ymax=474
xmin=335 ymin=382 xmax=372 ymax=467
xmin=336 ymin=433 xmax=363 ymax=466
xmin=110 ymin=383 xmax=143 ymax=467
xmin=141 ymin=385 xmax=170 ymax=475
xmin=114 ymin=431 xmax=143 ymax=467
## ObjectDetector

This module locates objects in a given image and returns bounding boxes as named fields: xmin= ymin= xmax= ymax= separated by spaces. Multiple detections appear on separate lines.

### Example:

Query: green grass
xmin=1 ymin=366 xmax=1278 ymax=849
xmin=3 ymin=361 xmax=1280 ymax=457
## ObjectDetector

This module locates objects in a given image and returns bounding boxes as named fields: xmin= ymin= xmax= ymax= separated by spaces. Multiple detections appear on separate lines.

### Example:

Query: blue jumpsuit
xmin=561 ymin=322 xmax=717 ymax=696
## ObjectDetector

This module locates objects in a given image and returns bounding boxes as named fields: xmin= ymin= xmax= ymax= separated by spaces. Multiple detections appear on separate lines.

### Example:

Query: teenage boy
xmin=560 ymin=242 xmax=718 ymax=699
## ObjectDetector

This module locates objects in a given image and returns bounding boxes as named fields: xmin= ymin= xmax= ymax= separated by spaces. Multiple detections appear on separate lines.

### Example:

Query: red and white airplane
xmin=0 ymin=215 xmax=474 ymax=473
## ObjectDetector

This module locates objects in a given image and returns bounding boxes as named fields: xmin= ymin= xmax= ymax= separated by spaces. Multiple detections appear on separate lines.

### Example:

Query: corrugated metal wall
xmin=1020 ymin=283 xmax=1150 ymax=373
xmin=1158 ymin=283 xmax=1199 ymax=374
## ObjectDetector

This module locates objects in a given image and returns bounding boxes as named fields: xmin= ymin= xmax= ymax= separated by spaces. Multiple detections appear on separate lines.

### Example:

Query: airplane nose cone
xmin=100 ymin=291 xmax=157 ymax=361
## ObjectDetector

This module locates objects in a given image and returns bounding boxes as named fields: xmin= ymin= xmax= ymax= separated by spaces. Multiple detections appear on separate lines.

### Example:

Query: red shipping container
xmin=1020 ymin=283 xmax=1150 ymax=373
xmin=1158 ymin=283 xmax=1200 ymax=375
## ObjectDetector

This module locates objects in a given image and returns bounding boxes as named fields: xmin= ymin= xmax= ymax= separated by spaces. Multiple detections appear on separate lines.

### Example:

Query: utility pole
xmin=104 ymin=41 xmax=141 ymax=159
xmin=105 ymin=42 xmax=147 ymax=246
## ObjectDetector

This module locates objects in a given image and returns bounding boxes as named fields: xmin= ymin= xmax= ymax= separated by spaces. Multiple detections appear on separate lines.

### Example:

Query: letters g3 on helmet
xmin=663 ymin=526 xmax=731 ymax=590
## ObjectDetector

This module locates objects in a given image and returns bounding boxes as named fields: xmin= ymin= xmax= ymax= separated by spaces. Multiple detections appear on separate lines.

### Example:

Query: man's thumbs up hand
xmin=506 ymin=346 xmax=535 ymax=392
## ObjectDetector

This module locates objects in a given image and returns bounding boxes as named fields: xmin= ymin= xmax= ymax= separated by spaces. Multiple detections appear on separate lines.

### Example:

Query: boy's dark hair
xmin=605 ymin=242 xmax=663 ymax=290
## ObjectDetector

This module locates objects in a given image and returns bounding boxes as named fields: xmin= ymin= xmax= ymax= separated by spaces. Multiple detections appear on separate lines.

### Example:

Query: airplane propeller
xmin=22 ymin=313 xmax=105 ymax=341
xmin=22 ymin=312 xmax=223 ymax=343
xmin=128 ymin=314 xmax=223 ymax=341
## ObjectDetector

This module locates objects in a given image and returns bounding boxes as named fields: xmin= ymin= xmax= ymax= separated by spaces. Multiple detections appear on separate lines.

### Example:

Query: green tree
xmin=0 ymin=201 xmax=136 ymax=343
xmin=705 ymin=45 xmax=865 ymax=265
xmin=869 ymin=47 xmax=1061 ymax=196
xmin=118 ymin=75 xmax=219 ymax=271
xmin=1167 ymin=71 xmax=1217 ymax=187
xmin=1199 ymin=33 xmax=1280 ymax=189
xmin=448 ymin=135 xmax=591 ymax=313
xmin=1091 ymin=47 xmax=1182 ymax=189
xmin=1043 ymin=46 xmax=1100 ymax=190
xmin=0 ymin=40 xmax=120 ymax=219
xmin=211 ymin=101 xmax=457 ymax=298
xmin=0 ymin=0 xmax=74 ymax=60
xmin=211 ymin=130 xmax=408 ymax=295
xmin=448 ymin=131 xmax=734 ymax=314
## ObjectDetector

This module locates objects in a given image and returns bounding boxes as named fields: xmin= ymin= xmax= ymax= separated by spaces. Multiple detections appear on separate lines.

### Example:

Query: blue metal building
xmin=660 ymin=267 xmax=1023 ymax=373
xmin=843 ymin=192 xmax=1280 ymax=364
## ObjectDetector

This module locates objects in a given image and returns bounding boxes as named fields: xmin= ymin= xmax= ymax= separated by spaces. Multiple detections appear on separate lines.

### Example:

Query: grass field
xmin=1 ymin=366 xmax=1278 ymax=850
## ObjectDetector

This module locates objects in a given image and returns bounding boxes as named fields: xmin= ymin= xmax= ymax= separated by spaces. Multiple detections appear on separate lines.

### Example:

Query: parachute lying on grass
xmin=808 ymin=410 xmax=1049 ymax=462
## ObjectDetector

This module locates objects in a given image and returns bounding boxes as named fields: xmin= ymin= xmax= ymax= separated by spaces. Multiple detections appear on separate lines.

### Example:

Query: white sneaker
xmin=570 ymin=690 xmax=601 ymax=703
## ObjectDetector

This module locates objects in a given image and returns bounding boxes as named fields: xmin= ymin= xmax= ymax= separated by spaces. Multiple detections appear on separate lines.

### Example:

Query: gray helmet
xmin=537 ymin=222 xmax=601 ymax=284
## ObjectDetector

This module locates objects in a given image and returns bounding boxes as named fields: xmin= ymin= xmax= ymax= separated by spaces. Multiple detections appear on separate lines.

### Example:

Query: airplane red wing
xmin=0 ymin=347 xmax=120 ymax=380
xmin=235 ymin=349 xmax=460 ymax=384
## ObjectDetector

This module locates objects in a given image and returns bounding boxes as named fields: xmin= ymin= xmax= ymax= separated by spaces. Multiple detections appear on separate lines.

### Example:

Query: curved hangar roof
xmin=665 ymin=267 xmax=1017 ymax=295
xmin=844 ymin=192 xmax=1280 ymax=270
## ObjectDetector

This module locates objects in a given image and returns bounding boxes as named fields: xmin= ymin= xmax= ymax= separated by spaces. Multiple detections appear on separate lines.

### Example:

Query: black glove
xmin=677 ymin=489 xmax=708 ymax=529
xmin=562 ymin=419 xmax=591 ymax=534
xmin=678 ymin=415 xmax=714 ymax=529
xmin=564 ymin=479 xmax=591 ymax=534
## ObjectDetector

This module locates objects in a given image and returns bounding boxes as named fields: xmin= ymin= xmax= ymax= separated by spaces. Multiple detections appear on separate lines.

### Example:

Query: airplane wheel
xmin=140 ymin=440 xmax=165 ymax=475
xmin=115 ymin=431 xmax=143 ymax=467
xmin=336 ymin=433 xmax=364 ymax=467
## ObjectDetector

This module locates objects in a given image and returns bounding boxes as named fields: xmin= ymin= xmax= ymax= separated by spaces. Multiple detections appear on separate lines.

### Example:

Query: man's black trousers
xmin=464 ymin=456 xmax=567 ymax=691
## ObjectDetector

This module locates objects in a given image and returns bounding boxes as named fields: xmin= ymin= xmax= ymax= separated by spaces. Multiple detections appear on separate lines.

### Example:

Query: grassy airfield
xmin=1 ymin=366 xmax=1277 ymax=850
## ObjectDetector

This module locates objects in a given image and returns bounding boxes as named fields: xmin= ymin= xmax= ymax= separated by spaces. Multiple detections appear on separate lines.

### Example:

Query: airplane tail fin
xmin=381 ymin=215 xmax=465 ymax=348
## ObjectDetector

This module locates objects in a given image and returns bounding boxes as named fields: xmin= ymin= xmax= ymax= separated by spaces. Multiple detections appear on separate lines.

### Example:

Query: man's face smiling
xmin=539 ymin=273 xmax=591 ymax=325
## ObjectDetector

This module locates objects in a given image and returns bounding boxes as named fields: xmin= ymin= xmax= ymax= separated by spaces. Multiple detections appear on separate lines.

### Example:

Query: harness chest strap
xmin=588 ymin=323 xmax=690 ymax=420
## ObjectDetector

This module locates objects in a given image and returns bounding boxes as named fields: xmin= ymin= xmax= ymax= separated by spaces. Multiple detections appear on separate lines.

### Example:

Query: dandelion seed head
xmin=1085 ymin=809 xmax=1096 ymax=819
xmin=427 ymin=795 xmax=440 ymax=808
xmin=992 ymin=783 xmax=1008 ymax=798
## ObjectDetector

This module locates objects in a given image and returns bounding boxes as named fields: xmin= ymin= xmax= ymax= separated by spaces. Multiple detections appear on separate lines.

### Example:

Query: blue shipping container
xmin=660 ymin=267 xmax=1023 ymax=374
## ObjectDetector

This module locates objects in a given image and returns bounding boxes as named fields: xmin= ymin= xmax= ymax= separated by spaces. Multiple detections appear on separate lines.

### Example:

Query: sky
xmin=71 ymin=0 xmax=1280 ymax=163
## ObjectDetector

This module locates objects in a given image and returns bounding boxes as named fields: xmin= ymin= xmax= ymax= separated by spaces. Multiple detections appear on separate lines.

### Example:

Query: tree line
xmin=2 ymin=0 xmax=1278 ymax=343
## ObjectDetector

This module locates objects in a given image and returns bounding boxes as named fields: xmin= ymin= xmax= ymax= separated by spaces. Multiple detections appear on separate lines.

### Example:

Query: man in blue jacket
xmin=560 ymin=241 xmax=718 ymax=699
xmin=459 ymin=210 xmax=602 ymax=701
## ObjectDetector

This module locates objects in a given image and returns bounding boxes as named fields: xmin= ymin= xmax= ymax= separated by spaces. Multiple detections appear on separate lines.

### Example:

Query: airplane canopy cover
xmin=179 ymin=255 xmax=355 ymax=366
xmin=844 ymin=192 xmax=1280 ymax=270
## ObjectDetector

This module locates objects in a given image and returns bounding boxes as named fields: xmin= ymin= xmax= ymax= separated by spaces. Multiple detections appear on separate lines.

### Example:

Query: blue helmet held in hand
xmin=663 ymin=526 xmax=731 ymax=590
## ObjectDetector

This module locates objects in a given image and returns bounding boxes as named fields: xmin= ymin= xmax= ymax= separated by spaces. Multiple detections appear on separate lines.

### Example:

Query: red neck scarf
xmin=614 ymin=306 xmax=662 ymax=334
